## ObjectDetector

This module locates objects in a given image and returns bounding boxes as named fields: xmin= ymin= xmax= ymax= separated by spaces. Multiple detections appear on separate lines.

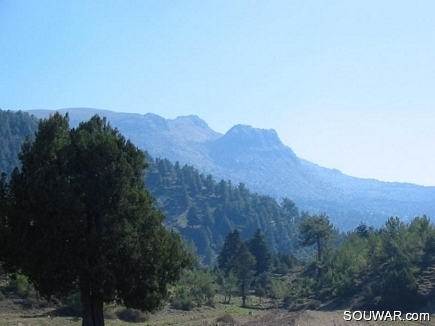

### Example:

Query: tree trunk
xmin=317 ymin=236 xmax=321 ymax=261
xmin=224 ymin=293 xmax=232 ymax=304
xmin=81 ymin=284 xmax=105 ymax=326
xmin=316 ymin=236 xmax=322 ymax=280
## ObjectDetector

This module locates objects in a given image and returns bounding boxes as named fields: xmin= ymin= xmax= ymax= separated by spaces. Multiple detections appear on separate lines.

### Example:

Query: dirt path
xmin=240 ymin=310 xmax=434 ymax=326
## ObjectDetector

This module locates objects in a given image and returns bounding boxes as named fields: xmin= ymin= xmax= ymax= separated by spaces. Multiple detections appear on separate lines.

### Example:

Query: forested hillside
xmin=294 ymin=215 xmax=435 ymax=312
xmin=0 ymin=110 xmax=303 ymax=264
xmin=0 ymin=110 xmax=38 ymax=175
xmin=144 ymin=155 xmax=302 ymax=264
xmin=28 ymin=108 xmax=435 ymax=231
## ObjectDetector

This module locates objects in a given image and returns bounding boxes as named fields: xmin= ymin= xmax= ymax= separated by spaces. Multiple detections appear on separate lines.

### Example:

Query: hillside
xmin=0 ymin=109 xmax=303 ymax=264
xmin=0 ymin=110 xmax=38 ymax=175
xmin=144 ymin=155 xmax=302 ymax=264
xmin=27 ymin=108 xmax=435 ymax=230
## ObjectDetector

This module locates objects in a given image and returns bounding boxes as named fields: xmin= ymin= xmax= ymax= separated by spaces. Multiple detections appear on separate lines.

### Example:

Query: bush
xmin=379 ymin=263 xmax=424 ymax=311
xmin=0 ymin=290 xmax=5 ymax=301
xmin=216 ymin=313 xmax=236 ymax=324
xmin=288 ymin=299 xmax=321 ymax=311
xmin=52 ymin=305 xmax=82 ymax=317
xmin=8 ymin=274 xmax=31 ymax=297
xmin=171 ymin=268 xmax=216 ymax=308
xmin=268 ymin=278 xmax=288 ymax=300
xmin=64 ymin=292 xmax=82 ymax=313
xmin=49 ymin=292 xmax=82 ymax=317
xmin=171 ymin=299 xmax=196 ymax=311
xmin=116 ymin=308 xmax=150 ymax=323
xmin=104 ymin=309 xmax=118 ymax=320
xmin=206 ymin=297 xmax=216 ymax=308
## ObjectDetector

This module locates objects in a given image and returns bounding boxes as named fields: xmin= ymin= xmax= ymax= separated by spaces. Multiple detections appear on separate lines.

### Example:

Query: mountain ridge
xmin=26 ymin=108 xmax=435 ymax=230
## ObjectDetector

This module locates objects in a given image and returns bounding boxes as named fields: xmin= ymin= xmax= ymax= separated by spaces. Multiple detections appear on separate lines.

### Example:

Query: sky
xmin=1 ymin=1 xmax=434 ymax=186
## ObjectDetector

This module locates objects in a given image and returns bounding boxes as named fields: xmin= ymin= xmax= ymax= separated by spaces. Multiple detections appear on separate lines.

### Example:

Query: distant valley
xmin=26 ymin=108 xmax=435 ymax=231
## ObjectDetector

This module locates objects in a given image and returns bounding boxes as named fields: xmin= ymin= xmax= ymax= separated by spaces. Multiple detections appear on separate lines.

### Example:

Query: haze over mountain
xmin=27 ymin=108 xmax=435 ymax=230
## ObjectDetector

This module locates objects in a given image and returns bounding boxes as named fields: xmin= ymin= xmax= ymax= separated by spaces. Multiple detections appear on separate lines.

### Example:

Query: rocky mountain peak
xmin=143 ymin=113 xmax=169 ymax=129
xmin=222 ymin=124 xmax=283 ymax=149
xmin=173 ymin=115 xmax=211 ymax=129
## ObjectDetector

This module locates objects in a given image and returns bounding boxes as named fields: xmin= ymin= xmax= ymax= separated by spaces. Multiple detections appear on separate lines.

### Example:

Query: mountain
xmin=27 ymin=108 xmax=435 ymax=230
xmin=28 ymin=108 xmax=222 ymax=172
xmin=0 ymin=109 xmax=303 ymax=265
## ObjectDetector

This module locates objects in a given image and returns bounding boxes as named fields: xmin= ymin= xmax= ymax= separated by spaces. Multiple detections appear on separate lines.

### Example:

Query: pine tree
xmin=217 ymin=229 xmax=242 ymax=275
xmin=299 ymin=213 xmax=334 ymax=261
xmin=230 ymin=242 xmax=256 ymax=307
xmin=0 ymin=113 xmax=191 ymax=326
xmin=248 ymin=229 xmax=272 ymax=276
xmin=186 ymin=206 xmax=201 ymax=226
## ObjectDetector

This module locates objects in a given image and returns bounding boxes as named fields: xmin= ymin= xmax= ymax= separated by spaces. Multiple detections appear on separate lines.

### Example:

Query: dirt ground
xmin=1 ymin=297 xmax=434 ymax=326
xmin=240 ymin=309 xmax=434 ymax=326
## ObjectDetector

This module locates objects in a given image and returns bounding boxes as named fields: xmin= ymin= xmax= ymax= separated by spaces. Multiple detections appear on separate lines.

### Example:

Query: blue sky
xmin=1 ymin=1 xmax=434 ymax=186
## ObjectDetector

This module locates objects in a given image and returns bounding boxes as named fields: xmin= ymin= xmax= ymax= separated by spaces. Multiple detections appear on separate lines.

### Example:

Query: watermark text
xmin=343 ymin=310 xmax=430 ymax=322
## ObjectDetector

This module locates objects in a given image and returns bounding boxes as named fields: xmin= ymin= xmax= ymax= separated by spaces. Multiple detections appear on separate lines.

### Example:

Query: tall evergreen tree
xmin=230 ymin=242 xmax=256 ymax=307
xmin=248 ymin=229 xmax=272 ymax=276
xmin=281 ymin=197 xmax=299 ymax=223
xmin=299 ymin=213 xmax=334 ymax=262
xmin=0 ymin=113 xmax=191 ymax=326
xmin=217 ymin=229 xmax=242 ymax=275
xmin=186 ymin=206 xmax=201 ymax=226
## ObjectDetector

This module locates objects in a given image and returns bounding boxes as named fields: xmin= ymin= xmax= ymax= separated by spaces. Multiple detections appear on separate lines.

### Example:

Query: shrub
xmin=8 ymin=274 xmax=31 ymax=297
xmin=216 ymin=313 xmax=236 ymax=324
xmin=171 ymin=299 xmax=196 ymax=311
xmin=206 ymin=297 xmax=216 ymax=308
xmin=103 ymin=309 xmax=118 ymax=320
xmin=116 ymin=308 xmax=150 ymax=322
xmin=268 ymin=278 xmax=288 ymax=300
xmin=65 ymin=292 xmax=82 ymax=312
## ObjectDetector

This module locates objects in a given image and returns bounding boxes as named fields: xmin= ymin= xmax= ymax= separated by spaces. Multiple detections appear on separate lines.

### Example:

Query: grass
xmin=2 ymin=302 xmax=435 ymax=326
xmin=0 ymin=294 xmax=269 ymax=326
